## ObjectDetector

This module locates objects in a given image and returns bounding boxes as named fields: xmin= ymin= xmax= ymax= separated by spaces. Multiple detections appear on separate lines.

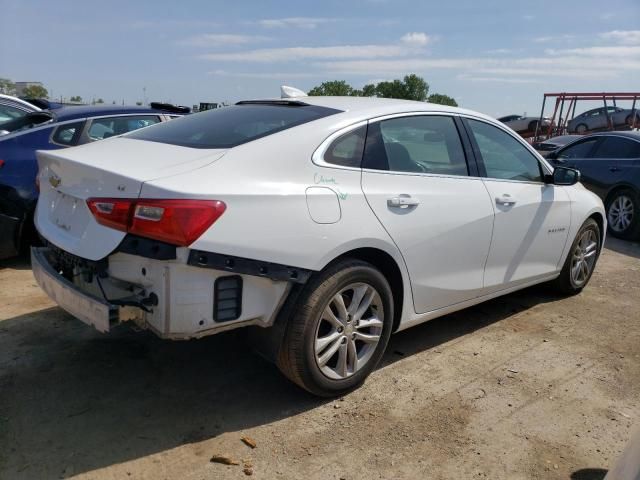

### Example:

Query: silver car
xmin=497 ymin=114 xmax=551 ymax=134
xmin=567 ymin=106 xmax=639 ymax=134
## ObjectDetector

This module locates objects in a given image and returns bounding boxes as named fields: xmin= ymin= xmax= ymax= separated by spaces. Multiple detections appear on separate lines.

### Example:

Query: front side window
xmin=467 ymin=119 xmax=542 ymax=182
xmin=363 ymin=115 xmax=468 ymax=176
xmin=557 ymin=138 xmax=599 ymax=159
xmin=51 ymin=121 xmax=85 ymax=146
xmin=323 ymin=125 xmax=366 ymax=168
xmin=128 ymin=103 xmax=341 ymax=149
xmin=88 ymin=115 xmax=160 ymax=141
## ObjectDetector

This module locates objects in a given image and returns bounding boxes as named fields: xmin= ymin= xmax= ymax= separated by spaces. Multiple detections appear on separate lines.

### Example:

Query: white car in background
xmin=0 ymin=94 xmax=40 ymax=124
xmin=32 ymin=90 xmax=605 ymax=396
xmin=498 ymin=114 xmax=551 ymax=134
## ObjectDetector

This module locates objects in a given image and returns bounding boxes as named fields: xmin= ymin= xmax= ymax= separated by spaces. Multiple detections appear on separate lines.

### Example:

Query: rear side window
xmin=51 ymin=121 xmax=85 ymax=146
xmin=87 ymin=115 xmax=160 ymax=141
xmin=127 ymin=103 xmax=341 ymax=149
xmin=591 ymin=137 xmax=639 ymax=159
xmin=363 ymin=115 xmax=468 ymax=176
xmin=324 ymin=126 xmax=366 ymax=168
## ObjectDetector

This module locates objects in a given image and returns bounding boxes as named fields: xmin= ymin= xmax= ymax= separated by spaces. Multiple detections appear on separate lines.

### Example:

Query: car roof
xmin=544 ymin=134 xmax=583 ymax=143
xmin=587 ymin=131 xmax=640 ymax=140
xmin=243 ymin=96 xmax=494 ymax=124
xmin=52 ymin=104 xmax=170 ymax=121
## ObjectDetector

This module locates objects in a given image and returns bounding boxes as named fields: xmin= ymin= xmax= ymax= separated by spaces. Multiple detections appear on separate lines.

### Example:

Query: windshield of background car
xmin=127 ymin=103 xmax=342 ymax=148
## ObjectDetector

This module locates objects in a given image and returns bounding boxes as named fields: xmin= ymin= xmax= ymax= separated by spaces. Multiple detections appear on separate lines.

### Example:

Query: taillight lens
xmin=86 ymin=198 xmax=226 ymax=246
xmin=87 ymin=198 xmax=134 ymax=232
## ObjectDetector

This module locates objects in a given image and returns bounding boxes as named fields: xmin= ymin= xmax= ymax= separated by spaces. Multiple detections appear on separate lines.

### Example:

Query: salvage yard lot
xmin=1 ymin=238 xmax=639 ymax=480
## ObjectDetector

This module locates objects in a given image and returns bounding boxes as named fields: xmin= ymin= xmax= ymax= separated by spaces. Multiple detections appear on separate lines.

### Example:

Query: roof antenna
xmin=281 ymin=85 xmax=307 ymax=99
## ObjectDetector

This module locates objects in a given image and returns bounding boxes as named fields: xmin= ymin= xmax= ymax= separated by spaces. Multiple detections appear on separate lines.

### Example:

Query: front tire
xmin=607 ymin=189 xmax=640 ymax=239
xmin=551 ymin=218 xmax=601 ymax=295
xmin=277 ymin=259 xmax=393 ymax=397
xmin=576 ymin=123 xmax=588 ymax=134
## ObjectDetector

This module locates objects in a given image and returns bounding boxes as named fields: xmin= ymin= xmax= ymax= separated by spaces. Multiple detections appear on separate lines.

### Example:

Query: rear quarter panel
xmin=140 ymin=117 xmax=415 ymax=324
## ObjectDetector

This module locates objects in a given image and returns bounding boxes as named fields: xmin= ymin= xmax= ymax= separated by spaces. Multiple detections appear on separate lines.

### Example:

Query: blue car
xmin=0 ymin=103 xmax=189 ymax=259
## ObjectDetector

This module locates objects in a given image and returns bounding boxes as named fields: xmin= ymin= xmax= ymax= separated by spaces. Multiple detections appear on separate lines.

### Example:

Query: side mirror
xmin=547 ymin=150 xmax=558 ymax=160
xmin=550 ymin=166 xmax=580 ymax=186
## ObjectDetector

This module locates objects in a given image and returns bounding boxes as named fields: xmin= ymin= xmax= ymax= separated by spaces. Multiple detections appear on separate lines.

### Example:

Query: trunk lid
xmin=35 ymin=138 xmax=226 ymax=260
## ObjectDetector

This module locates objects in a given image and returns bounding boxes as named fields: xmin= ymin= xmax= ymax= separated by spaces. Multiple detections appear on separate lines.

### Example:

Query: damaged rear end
xmin=32 ymin=138 xmax=292 ymax=338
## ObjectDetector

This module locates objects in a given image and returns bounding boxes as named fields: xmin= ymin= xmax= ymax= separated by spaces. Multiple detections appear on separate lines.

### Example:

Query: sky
xmin=1 ymin=0 xmax=639 ymax=117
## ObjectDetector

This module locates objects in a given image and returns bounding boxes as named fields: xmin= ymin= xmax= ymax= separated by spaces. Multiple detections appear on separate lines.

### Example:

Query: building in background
xmin=14 ymin=81 xmax=44 ymax=96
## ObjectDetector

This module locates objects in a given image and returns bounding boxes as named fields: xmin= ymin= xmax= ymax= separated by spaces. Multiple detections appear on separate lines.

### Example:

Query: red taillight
xmin=87 ymin=198 xmax=134 ymax=232
xmin=86 ymin=198 xmax=226 ymax=246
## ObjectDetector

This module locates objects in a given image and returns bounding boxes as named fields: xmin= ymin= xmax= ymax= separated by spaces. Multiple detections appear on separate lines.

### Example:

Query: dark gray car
xmin=548 ymin=132 xmax=640 ymax=239
xmin=567 ymin=106 xmax=639 ymax=134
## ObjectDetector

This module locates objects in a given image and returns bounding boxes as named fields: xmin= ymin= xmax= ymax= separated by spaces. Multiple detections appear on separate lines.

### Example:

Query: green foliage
xmin=22 ymin=85 xmax=48 ymax=99
xmin=95 ymin=98 xmax=104 ymax=104
xmin=361 ymin=84 xmax=376 ymax=97
xmin=70 ymin=95 xmax=83 ymax=103
xmin=0 ymin=78 xmax=16 ymax=95
xmin=427 ymin=93 xmax=458 ymax=107
xmin=308 ymin=74 xmax=437 ymax=102
xmin=308 ymin=80 xmax=355 ymax=96
xmin=375 ymin=74 xmax=429 ymax=101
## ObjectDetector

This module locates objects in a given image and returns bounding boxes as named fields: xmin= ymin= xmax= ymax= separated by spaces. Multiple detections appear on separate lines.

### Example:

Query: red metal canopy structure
xmin=534 ymin=92 xmax=640 ymax=141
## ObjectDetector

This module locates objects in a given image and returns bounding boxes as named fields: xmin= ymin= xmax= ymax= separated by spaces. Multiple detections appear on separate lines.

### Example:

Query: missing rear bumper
xmin=188 ymin=249 xmax=313 ymax=284
xmin=31 ymin=247 xmax=119 ymax=332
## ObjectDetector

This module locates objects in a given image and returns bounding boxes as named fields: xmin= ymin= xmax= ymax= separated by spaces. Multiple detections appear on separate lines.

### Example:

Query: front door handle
xmin=388 ymin=195 xmax=420 ymax=208
xmin=496 ymin=194 xmax=517 ymax=206
xmin=609 ymin=166 xmax=621 ymax=173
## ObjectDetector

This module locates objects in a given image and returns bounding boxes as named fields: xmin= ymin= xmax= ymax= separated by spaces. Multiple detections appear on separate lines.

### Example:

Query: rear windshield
xmin=127 ymin=102 xmax=342 ymax=149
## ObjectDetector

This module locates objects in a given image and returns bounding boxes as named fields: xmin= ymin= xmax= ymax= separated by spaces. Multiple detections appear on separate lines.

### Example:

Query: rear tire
xmin=277 ymin=259 xmax=393 ymax=397
xmin=576 ymin=124 xmax=588 ymax=134
xmin=606 ymin=189 xmax=640 ymax=239
xmin=551 ymin=218 xmax=601 ymax=295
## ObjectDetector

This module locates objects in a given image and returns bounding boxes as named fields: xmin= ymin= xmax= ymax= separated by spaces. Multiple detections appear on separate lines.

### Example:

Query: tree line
xmin=307 ymin=74 xmax=458 ymax=106
xmin=0 ymin=78 xmax=48 ymax=98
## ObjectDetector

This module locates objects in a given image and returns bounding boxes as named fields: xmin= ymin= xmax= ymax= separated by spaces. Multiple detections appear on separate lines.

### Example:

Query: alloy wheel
xmin=570 ymin=229 xmax=598 ymax=287
xmin=608 ymin=194 xmax=634 ymax=233
xmin=314 ymin=282 xmax=384 ymax=380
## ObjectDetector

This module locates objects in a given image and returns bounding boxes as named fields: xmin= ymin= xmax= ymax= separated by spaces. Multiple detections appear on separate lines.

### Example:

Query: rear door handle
xmin=496 ymin=194 xmax=517 ymax=206
xmin=388 ymin=195 xmax=420 ymax=208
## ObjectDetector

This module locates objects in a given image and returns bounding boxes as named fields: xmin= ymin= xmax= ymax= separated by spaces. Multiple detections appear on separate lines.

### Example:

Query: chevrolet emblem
xmin=49 ymin=174 xmax=61 ymax=188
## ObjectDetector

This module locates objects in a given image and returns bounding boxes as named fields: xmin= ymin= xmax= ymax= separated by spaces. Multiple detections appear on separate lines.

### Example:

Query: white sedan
xmin=32 ymin=89 xmax=605 ymax=396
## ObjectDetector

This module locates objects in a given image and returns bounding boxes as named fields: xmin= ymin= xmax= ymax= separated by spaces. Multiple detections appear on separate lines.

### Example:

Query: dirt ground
xmin=0 ymin=238 xmax=639 ymax=480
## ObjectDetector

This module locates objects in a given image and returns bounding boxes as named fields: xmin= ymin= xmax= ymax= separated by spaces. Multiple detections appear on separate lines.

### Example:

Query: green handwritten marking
xmin=314 ymin=173 xmax=338 ymax=185
xmin=336 ymin=189 xmax=348 ymax=200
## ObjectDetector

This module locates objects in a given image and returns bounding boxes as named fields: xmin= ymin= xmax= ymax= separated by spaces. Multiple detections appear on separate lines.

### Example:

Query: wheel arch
xmin=327 ymin=247 xmax=406 ymax=333
xmin=588 ymin=211 xmax=605 ymax=248
xmin=604 ymin=184 xmax=637 ymax=209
